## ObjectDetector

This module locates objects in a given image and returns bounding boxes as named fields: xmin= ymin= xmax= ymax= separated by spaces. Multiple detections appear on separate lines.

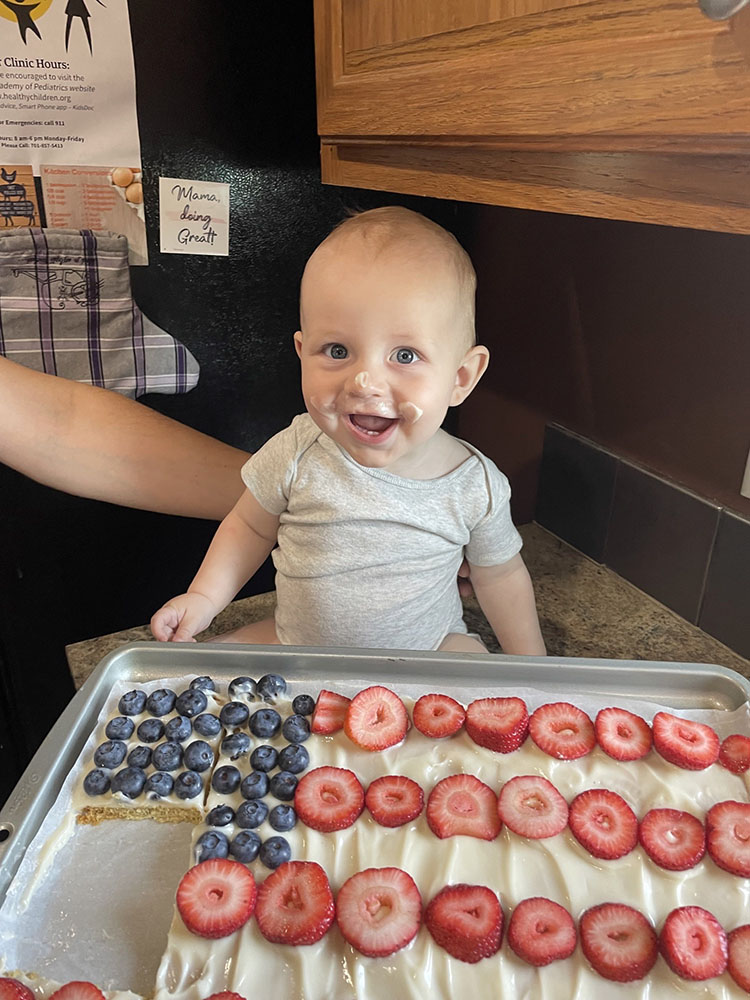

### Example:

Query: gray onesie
xmin=241 ymin=414 xmax=522 ymax=650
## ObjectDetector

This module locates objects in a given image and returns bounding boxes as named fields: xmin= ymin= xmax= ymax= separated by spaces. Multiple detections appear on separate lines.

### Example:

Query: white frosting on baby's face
xmin=398 ymin=401 xmax=423 ymax=424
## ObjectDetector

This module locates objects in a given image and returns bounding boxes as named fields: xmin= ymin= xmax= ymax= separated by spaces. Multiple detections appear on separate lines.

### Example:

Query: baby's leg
xmin=438 ymin=632 xmax=488 ymax=654
xmin=212 ymin=616 xmax=280 ymax=645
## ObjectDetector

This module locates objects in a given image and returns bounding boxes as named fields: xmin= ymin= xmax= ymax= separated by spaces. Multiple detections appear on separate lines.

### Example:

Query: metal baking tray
xmin=2 ymin=640 xmax=749 ymax=905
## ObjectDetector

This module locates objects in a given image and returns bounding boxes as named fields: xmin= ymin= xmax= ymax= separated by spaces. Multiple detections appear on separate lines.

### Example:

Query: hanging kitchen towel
xmin=0 ymin=228 xmax=199 ymax=398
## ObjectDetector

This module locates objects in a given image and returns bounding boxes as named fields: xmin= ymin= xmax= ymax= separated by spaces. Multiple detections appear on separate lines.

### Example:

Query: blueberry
xmin=137 ymin=718 xmax=165 ymax=743
xmin=165 ymin=715 xmax=192 ymax=742
xmin=211 ymin=764 xmax=241 ymax=795
xmin=257 ymin=673 xmax=288 ymax=703
xmin=174 ymin=770 xmax=203 ymax=800
xmin=105 ymin=716 xmax=135 ymax=741
xmin=269 ymin=770 xmax=298 ymax=801
xmin=207 ymin=804 xmax=235 ymax=827
xmin=278 ymin=744 xmax=309 ymax=774
xmin=111 ymin=766 xmax=146 ymax=799
xmin=259 ymin=835 xmax=291 ymax=869
xmin=83 ymin=768 xmax=110 ymax=796
xmin=249 ymin=708 xmax=281 ymax=739
xmin=236 ymin=799 xmax=269 ymax=829
xmin=240 ymin=771 xmax=269 ymax=800
xmin=152 ymin=740 xmax=183 ymax=771
xmin=190 ymin=675 xmax=216 ymax=692
xmin=195 ymin=830 xmax=229 ymax=862
xmin=229 ymin=676 xmax=257 ymax=700
xmin=282 ymin=714 xmax=310 ymax=745
xmin=145 ymin=771 xmax=174 ymax=799
xmin=175 ymin=689 xmax=208 ymax=718
xmin=94 ymin=740 xmax=127 ymax=769
xmin=193 ymin=713 xmax=221 ymax=738
xmin=128 ymin=745 xmax=152 ymax=769
xmin=230 ymin=830 xmax=261 ymax=863
xmin=250 ymin=745 xmax=278 ymax=773
xmin=183 ymin=740 xmax=213 ymax=773
xmin=118 ymin=689 xmax=147 ymax=717
xmin=292 ymin=694 xmax=315 ymax=717
xmin=269 ymin=804 xmax=297 ymax=832
xmin=221 ymin=732 xmax=251 ymax=760
xmin=145 ymin=688 xmax=176 ymax=717
xmin=220 ymin=701 xmax=250 ymax=728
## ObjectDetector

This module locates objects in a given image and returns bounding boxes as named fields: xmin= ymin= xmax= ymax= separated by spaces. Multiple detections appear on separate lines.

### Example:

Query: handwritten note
xmin=159 ymin=177 xmax=229 ymax=256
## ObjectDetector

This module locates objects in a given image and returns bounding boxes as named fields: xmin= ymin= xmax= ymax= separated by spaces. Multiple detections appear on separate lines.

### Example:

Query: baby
xmin=151 ymin=207 xmax=545 ymax=656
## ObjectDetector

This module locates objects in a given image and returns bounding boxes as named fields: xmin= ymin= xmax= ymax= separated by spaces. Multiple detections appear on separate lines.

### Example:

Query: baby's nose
xmin=347 ymin=369 xmax=386 ymax=396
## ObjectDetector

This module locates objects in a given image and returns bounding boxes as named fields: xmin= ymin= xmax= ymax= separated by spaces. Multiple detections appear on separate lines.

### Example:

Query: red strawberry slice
xmin=652 ymin=711 xmax=720 ymax=770
xmin=254 ymin=860 xmax=335 ymax=945
xmin=311 ymin=689 xmax=351 ymax=735
xmin=659 ymin=906 xmax=728 ymax=981
xmin=204 ymin=994 xmax=247 ymax=1000
xmin=465 ymin=696 xmax=529 ymax=753
xmin=595 ymin=707 xmax=652 ymax=761
xmin=497 ymin=775 xmax=568 ymax=840
xmin=706 ymin=800 xmax=750 ymax=877
xmin=719 ymin=733 xmax=750 ymax=774
xmin=365 ymin=774 xmax=424 ymax=827
xmin=568 ymin=788 xmax=638 ymax=860
xmin=728 ymin=924 xmax=750 ymax=993
xmin=424 ymin=883 xmax=503 ymax=964
xmin=507 ymin=897 xmax=577 ymax=967
xmin=336 ymin=867 xmax=422 ymax=957
xmin=48 ymin=986 xmax=106 ymax=1000
xmin=426 ymin=774 xmax=501 ymax=841
xmin=344 ymin=685 xmax=408 ymax=751
xmin=529 ymin=702 xmax=595 ymax=759
xmin=413 ymin=693 xmax=465 ymax=738
xmin=638 ymin=808 xmax=706 ymax=871
xmin=176 ymin=858 xmax=257 ymax=939
xmin=0 ymin=981 xmax=36 ymax=1000
xmin=295 ymin=765 xmax=365 ymax=832
xmin=580 ymin=903 xmax=658 ymax=982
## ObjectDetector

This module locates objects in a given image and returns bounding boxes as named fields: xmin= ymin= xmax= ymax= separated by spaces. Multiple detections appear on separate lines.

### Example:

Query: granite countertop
xmin=66 ymin=523 xmax=750 ymax=689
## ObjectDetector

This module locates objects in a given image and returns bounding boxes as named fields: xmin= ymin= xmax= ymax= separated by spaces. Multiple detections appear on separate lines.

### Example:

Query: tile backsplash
xmin=535 ymin=425 xmax=750 ymax=659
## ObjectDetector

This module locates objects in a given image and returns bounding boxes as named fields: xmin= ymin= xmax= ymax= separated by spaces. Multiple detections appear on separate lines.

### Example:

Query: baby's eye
xmin=391 ymin=347 xmax=418 ymax=365
xmin=324 ymin=343 xmax=348 ymax=360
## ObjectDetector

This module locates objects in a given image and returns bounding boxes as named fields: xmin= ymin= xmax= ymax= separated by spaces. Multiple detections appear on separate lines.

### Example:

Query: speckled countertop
xmin=66 ymin=524 xmax=749 ymax=689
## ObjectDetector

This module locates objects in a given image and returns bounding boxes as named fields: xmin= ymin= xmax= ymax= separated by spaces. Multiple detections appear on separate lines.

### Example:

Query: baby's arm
xmin=468 ymin=553 xmax=546 ymax=656
xmin=151 ymin=488 xmax=280 ymax=642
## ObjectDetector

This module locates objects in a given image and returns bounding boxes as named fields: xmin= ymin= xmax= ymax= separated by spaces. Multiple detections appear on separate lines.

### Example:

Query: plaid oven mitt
xmin=0 ymin=228 xmax=199 ymax=398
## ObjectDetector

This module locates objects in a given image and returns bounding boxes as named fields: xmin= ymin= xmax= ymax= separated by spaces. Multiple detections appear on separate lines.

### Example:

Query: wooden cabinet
xmin=314 ymin=0 xmax=750 ymax=233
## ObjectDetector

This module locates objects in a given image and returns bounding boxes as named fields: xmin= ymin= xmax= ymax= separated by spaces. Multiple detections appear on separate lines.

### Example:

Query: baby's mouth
xmin=348 ymin=413 xmax=397 ymax=435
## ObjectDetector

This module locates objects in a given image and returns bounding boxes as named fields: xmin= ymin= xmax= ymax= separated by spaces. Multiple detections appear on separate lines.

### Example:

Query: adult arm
xmin=468 ymin=553 xmax=547 ymax=656
xmin=0 ymin=355 xmax=249 ymax=519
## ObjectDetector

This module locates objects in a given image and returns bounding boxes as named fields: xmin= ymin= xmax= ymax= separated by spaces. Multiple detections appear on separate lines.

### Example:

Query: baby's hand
xmin=150 ymin=592 xmax=218 ymax=643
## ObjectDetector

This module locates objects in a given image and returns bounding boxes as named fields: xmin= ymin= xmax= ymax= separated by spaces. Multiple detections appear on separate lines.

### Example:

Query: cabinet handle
xmin=698 ymin=0 xmax=750 ymax=19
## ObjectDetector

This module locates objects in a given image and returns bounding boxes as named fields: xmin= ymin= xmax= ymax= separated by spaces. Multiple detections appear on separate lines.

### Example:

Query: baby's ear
xmin=450 ymin=345 xmax=490 ymax=406
xmin=293 ymin=330 xmax=303 ymax=357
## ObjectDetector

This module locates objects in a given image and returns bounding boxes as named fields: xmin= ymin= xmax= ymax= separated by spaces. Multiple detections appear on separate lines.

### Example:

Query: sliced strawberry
xmin=176 ymin=858 xmax=256 ymax=939
xmin=507 ymin=897 xmax=577 ymax=967
xmin=413 ymin=693 xmax=465 ymax=739
xmin=719 ymin=733 xmax=750 ymax=774
xmin=659 ymin=906 xmax=728 ymax=981
xmin=204 ymin=993 xmax=247 ymax=1000
xmin=344 ymin=685 xmax=408 ymax=751
xmin=706 ymin=800 xmax=750 ymax=877
xmin=0 ymin=981 xmax=36 ymax=1000
xmin=638 ymin=808 xmax=706 ymax=871
xmin=48 ymin=985 xmax=106 ymax=1000
xmin=728 ymin=924 xmax=750 ymax=993
xmin=365 ymin=774 xmax=424 ymax=827
xmin=254 ymin=860 xmax=335 ymax=945
xmin=336 ymin=867 xmax=422 ymax=957
xmin=568 ymin=788 xmax=638 ymax=860
xmin=595 ymin=707 xmax=652 ymax=761
xmin=311 ymin=689 xmax=351 ymax=735
xmin=426 ymin=774 xmax=501 ymax=841
xmin=465 ymin=696 xmax=529 ymax=753
xmin=529 ymin=702 xmax=595 ymax=759
xmin=295 ymin=765 xmax=364 ymax=832
xmin=652 ymin=711 xmax=720 ymax=770
xmin=580 ymin=903 xmax=658 ymax=982
xmin=424 ymin=883 xmax=503 ymax=964
xmin=497 ymin=775 xmax=568 ymax=840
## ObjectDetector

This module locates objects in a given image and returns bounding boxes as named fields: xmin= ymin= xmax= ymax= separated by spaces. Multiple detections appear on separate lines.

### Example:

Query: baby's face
xmin=295 ymin=244 xmax=472 ymax=475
